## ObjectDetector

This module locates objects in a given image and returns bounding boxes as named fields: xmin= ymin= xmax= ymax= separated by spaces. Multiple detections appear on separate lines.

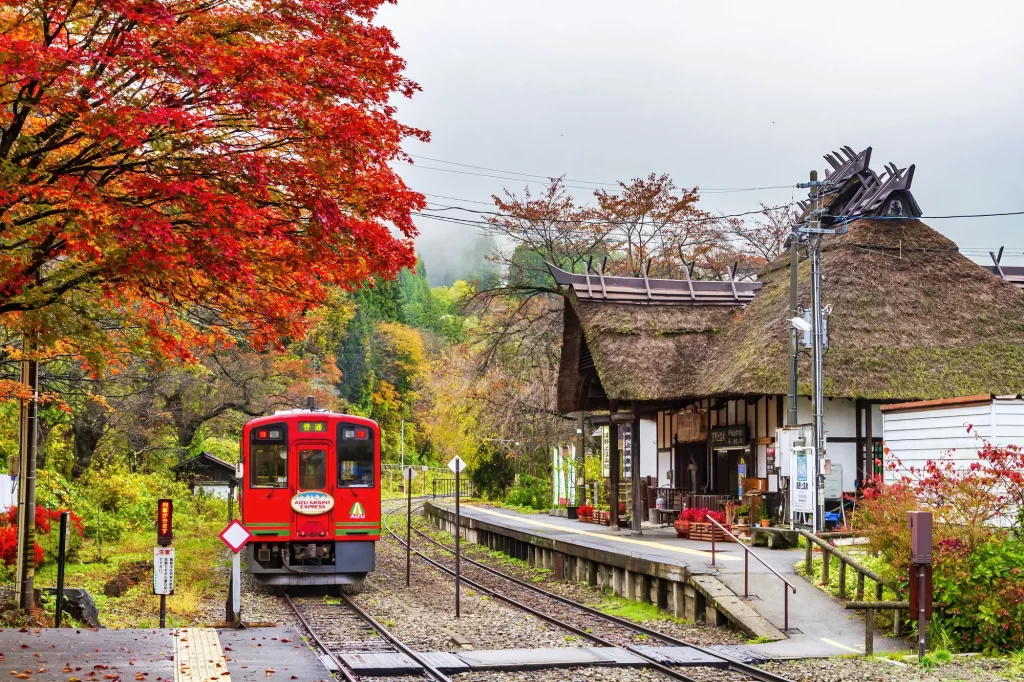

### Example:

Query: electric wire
xmin=401 ymin=156 xmax=795 ymax=193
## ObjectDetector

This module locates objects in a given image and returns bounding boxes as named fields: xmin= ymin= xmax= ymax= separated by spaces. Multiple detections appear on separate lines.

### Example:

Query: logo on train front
xmin=349 ymin=502 xmax=366 ymax=519
xmin=290 ymin=490 xmax=334 ymax=515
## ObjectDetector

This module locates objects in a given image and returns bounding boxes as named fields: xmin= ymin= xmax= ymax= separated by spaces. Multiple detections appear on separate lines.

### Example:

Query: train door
xmin=334 ymin=422 xmax=379 ymax=538
xmin=290 ymin=440 xmax=335 ymax=539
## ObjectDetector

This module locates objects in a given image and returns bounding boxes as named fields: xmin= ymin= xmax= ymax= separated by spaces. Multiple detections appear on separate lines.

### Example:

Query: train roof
xmin=244 ymin=411 xmax=378 ymax=427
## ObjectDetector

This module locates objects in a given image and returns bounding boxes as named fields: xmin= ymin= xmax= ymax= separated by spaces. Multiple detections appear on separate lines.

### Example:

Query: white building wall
xmin=881 ymin=401 xmax=998 ymax=484
xmin=0 ymin=475 xmax=13 ymax=511
xmin=640 ymin=419 xmax=658 ymax=479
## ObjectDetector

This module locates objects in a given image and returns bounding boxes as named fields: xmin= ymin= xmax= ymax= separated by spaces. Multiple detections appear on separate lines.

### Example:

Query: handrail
xmin=705 ymin=515 xmax=796 ymax=631
xmin=798 ymin=529 xmax=888 ymax=585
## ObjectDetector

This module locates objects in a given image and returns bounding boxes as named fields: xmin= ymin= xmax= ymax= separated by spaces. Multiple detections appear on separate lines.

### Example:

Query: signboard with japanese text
xmin=622 ymin=425 xmax=632 ymax=478
xmin=710 ymin=425 xmax=747 ymax=448
xmin=153 ymin=547 xmax=175 ymax=595
xmin=791 ymin=450 xmax=814 ymax=513
xmin=156 ymin=499 xmax=173 ymax=546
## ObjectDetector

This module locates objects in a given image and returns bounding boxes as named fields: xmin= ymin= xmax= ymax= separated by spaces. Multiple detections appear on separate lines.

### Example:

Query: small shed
xmin=171 ymin=451 xmax=239 ymax=499
xmin=881 ymin=394 xmax=1024 ymax=484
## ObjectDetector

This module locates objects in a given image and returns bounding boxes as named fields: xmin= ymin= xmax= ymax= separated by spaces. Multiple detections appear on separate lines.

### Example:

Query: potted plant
xmin=734 ymin=504 xmax=751 ymax=526
xmin=674 ymin=507 xmax=706 ymax=538
xmin=759 ymin=503 xmax=771 ymax=527
xmin=577 ymin=504 xmax=593 ymax=523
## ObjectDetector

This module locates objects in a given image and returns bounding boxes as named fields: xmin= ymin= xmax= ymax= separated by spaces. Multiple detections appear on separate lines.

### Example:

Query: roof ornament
xmin=678 ymin=247 xmax=696 ymax=301
xmin=583 ymin=257 xmax=595 ymax=298
xmin=727 ymin=262 xmax=739 ymax=301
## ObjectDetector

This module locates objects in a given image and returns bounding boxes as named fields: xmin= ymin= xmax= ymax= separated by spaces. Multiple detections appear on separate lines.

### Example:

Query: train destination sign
xmin=291 ymin=490 xmax=335 ymax=515
xmin=298 ymin=421 xmax=327 ymax=434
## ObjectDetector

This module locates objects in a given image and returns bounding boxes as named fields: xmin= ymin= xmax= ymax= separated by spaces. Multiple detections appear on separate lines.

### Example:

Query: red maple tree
xmin=0 ymin=0 xmax=427 ymax=367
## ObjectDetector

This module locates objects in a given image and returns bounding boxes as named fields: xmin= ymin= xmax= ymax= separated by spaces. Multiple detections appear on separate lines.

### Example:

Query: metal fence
xmin=431 ymin=477 xmax=475 ymax=499
xmin=380 ymin=464 xmax=453 ymax=499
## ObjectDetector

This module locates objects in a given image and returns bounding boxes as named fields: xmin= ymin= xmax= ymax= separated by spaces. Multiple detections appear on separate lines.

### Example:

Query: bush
xmin=503 ymin=475 xmax=550 ymax=511
xmin=857 ymin=434 xmax=1024 ymax=652
xmin=577 ymin=504 xmax=593 ymax=516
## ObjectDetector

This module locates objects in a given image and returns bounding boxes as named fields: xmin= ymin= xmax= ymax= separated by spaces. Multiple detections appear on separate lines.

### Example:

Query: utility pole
xmin=14 ymin=340 xmax=39 ymax=610
xmin=796 ymin=170 xmax=832 ymax=533
xmin=787 ymin=198 xmax=801 ymax=427
xmin=400 ymin=419 xmax=405 ymax=471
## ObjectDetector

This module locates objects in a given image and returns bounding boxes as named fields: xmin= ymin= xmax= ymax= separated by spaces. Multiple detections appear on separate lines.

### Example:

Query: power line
xmin=410 ymin=154 xmax=616 ymax=187
xmin=420 ymin=203 xmax=790 ymax=225
xmin=401 ymin=157 xmax=795 ymax=194
xmin=834 ymin=210 xmax=1024 ymax=221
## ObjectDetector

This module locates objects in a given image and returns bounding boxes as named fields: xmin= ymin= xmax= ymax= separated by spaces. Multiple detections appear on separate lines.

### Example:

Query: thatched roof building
xmin=556 ymin=154 xmax=1024 ymax=414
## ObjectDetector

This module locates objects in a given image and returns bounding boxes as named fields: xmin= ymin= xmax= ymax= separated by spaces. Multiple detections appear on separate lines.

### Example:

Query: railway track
xmin=282 ymin=583 xmax=453 ymax=682
xmin=384 ymin=503 xmax=795 ymax=682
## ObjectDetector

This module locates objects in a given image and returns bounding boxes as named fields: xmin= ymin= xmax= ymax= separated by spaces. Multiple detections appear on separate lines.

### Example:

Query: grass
xmin=596 ymin=595 xmax=688 ymax=624
xmin=747 ymin=635 xmax=772 ymax=644
xmin=51 ymin=516 xmax=227 ymax=628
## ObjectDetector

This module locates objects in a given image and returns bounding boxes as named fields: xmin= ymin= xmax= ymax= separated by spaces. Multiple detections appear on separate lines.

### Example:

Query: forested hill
xmin=333 ymin=258 xmax=482 ymax=465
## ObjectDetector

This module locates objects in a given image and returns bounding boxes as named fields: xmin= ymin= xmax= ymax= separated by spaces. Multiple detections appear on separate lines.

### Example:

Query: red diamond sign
xmin=219 ymin=519 xmax=253 ymax=553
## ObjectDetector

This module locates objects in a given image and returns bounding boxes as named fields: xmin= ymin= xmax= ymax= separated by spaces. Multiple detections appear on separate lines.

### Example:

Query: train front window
xmin=299 ymin=448 xmax=327 ymax=489
xmin=250 ymin=444 xmax=288 ymax=488
xmin=337 ymin=423 xmax=374 ymax=487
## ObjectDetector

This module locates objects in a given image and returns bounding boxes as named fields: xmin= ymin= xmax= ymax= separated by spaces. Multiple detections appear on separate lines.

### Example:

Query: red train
xmin=240 ymin=407 xmax=381 ymax=585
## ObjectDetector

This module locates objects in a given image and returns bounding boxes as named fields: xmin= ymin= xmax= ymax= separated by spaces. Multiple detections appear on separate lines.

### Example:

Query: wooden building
xmin=552 ymin=146 xmax=1024 ymax=527
xmin=170 ymin=451 xmax=238 ymax=499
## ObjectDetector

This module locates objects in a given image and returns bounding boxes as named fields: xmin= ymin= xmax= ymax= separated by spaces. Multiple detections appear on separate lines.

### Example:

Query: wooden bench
xmin=652 ymin=508 xmax=679 ymax=525
xmin=750 ymin=527 xmax=800 ymax=549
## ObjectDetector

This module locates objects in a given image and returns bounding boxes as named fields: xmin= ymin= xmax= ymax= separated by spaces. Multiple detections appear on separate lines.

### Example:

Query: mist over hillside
xmin=415 ymin=224 xmax=499 ymax=286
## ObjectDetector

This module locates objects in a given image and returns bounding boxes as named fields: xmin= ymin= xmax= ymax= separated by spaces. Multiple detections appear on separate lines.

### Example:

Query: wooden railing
xmin=798 ymin=530 xmax=903 ymax=636
xmin=706 ymin=515 xmax=797 ymax=631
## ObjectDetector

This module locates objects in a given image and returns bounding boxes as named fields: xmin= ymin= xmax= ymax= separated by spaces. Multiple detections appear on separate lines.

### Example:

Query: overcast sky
xmin=379 ymin=1 xmax=1024 ymax=282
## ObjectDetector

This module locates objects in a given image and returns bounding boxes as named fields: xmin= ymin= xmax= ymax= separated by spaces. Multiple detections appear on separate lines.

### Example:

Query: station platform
xmin=427 ymin=502 xmax=909 ymax=659
xmin=0 ymin=626 xmax=329 ymax=682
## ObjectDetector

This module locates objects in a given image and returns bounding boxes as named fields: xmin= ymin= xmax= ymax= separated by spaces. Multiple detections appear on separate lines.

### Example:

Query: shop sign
xmin=711 ymin=425 xmax=747 ymax=448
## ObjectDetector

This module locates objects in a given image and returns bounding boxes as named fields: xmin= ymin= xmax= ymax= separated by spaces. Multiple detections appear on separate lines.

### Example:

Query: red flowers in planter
xmin=577 ymin=504 xmax=594 ymax=517
xmin=678 ymin=507 xmax=726 ymax=524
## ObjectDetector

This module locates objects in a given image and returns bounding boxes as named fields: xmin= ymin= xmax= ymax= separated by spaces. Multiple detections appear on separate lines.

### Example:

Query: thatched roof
xmin=557 ymin=296 xmax=737 ymax=411
xmin=558 ymin=217 xmax=1024 ymax=411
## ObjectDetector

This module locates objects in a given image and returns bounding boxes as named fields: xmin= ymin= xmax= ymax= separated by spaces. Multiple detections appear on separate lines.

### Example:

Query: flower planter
xmin=760 ymin=519 xmax=771 ymax=528
xmin=674 ymin=520 xmax=690 ymax=539
xmin=688 ymin=522 xmax=733 ymax=543
xmin=567 ymin=505 xmax=579 ymax=520
xmin=578 ymin=515 xmax=592 ymax=524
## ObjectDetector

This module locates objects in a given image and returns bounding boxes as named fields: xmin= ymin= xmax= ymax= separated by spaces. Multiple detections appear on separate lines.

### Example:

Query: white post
xmin=231 ymin=551 xmax=241 ymax=623
xmin=401 ymin=419 xmax=405 ymax=470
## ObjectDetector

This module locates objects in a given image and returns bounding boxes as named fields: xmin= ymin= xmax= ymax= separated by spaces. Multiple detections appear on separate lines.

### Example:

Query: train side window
xmin=299 ymin=448 xmax=327 ymax=489
xmin=337 ymin=423 xmax=374 ymax=488
xmin=250 ymin=444 xmax=288 ymax=488
xmin=250 ymin=422 xmax=288 ymax=488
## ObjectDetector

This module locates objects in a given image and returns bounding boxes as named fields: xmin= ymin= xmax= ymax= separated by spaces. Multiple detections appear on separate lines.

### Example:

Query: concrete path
xmin=448 ymin=504 xmax=910 ymax=658
xmin=0 ymin=626 xmax=327 ymax=682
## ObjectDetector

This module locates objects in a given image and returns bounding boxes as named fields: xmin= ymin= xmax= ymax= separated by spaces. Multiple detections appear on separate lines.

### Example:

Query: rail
xmin=389 ymin=505 xmax=794 ymax=682
xmin=706 ymin=515 xmax=797 ymax=632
